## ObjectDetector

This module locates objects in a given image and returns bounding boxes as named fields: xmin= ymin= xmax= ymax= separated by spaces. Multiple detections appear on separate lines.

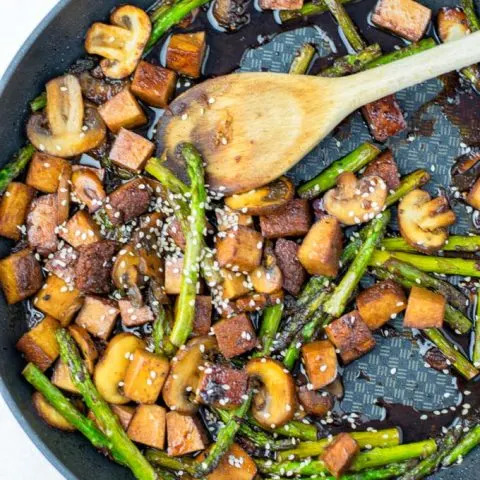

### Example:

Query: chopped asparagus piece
xmin=289 ymin=43 xmax=316 ymax=74
xmin=254 ymin=303 xmax=284 ymax=357
xmin=321 ymin=44 xmax=382 ymax=78
xmin=0 ymin=144 xmax=36 ymax=195
xmin=442 ymin=424 xmax=480 ymax=466
xmin=381 ymin=235 xmax=480 ymax=253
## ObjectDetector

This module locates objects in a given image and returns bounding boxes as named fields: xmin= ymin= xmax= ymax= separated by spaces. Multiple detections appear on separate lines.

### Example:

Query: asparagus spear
xmin=289 ymin=44 xmax=316 ymax=74
xmin=423 ymin=328 xmax=478 ymax=380
xmin=257 ymin=440 xmax=437 ymax=476
xmin=385 ymin=170 xmax=430 ymax=207
xmin=321 ymin=44 xmax=382 ymax=78
xmin=22 ymin=363 xmax=117 ymax=456
xmin=324 ymin=211 xmax=390 ymax=318
xmin=152 ymin=304 xmax=176 ymax=357
xmin=145 ymin=157 xmax=189 ymax=195
xmin=56 ymin=329 xmax=156 ymax=480
xmin=254 ymin=303 xmax=284 ymax=357
xmin=370 ymin=250 xmax=480 ymax=278
xmin=324 ymin=0 xmax=366 ymax=52
xmin=30 ymin=92 xmax=47 ymax=112
xmin=381 ymin=235 xmax=480 ymax=253
xmin=442 ymin=424 xmax=480 ymax=466
xmin=169 ymin=144 xmax=207 ymax=347
xmin=474 ymin=290 xmax=480 ymax=366
xmin=277 ymin=428 xmax=402 ymax=461
xmin=461 ymin=0 xmax=480 ymax=31
xmin=145 ymin=449 xmax=198 ymax=476
xmin=0 ymin=144 xmax=36 ymax=195
xmin=247 ymin=414 xmax=318 ymax=441
xmin=298 ymin=143 xmax=381 ymax=199
xmin=149 ymin=0 xmax=179 ymax=22
xmin=279 ymin=0 xmax=353 ymax=22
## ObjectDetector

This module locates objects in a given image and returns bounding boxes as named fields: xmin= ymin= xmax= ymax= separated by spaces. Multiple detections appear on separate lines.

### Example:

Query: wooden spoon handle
xmin=337 ymin=30 xmax=480 ymax=110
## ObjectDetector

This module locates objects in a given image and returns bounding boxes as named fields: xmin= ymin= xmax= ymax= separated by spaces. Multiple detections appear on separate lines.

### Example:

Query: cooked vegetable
xmin=166 ymin=31 xmax=206 ymax=78
xmin=443 ymin=424 xmax=480 ymax=467
xmin=214 ymin=313 xmax=258 ymax=358
xmin=166 ymin=411 xmax=208 ymax=456
xmin=32 ymin=391 xmax=76 ymax=431
xmin=127 ymin=405 xmax=167 ymax=449
xmin=251 ymin=246 xmax=283 ymax=294
xmin=109 ymin=128 xmax=155 ymax=173
xmin=279 ymin=0 xmax=352 ymax=21
xmin=57 ymin=163 xmax=71 ymax=225
xmin=461 ymin=0 xmax=480 ymax=31
xmin=27 ymin=194 xmax=58 ymax=256
xmin=322 ymin=432 xmax=360 ymax=477
xmin=246 ymin=357 xmax=296 ymax=428
xmin=93 ymin=333 xmax=146 ymax=404
xmin=85 ymin=5 xmax=151 ymax=79
xmin=225 ymin=176 xmax=294 ymax=215
xmin=255 ymin=303 xmax=284 ymax=357
xmin=259 ymin=0 xmax=303 ymax=9
xmin=275 ymin=238 xmax=307 ymax=296
xmin=26 ymin=152 xmax=69 ymax=193
xmin=324 ymin=0 xmax=365 ymax=51
xmin=30 ymin=92 xmax=47 ymax=112
xmin=320 ymin=44 xmax=382 ymax=78
xmin=289 ymin=43 xmax=316 ymax=74
xmin=297 ymin=143 xmax=380 ymax=199
xmin=220 ymin=268 xmax=250 ymax=299
xmin=381 ymin=235 xmax=480 ymax=253
xmin=302 ymin=340 xmax=338 ymax=389
xmin=385 ymin=170 xmax=430 ymax=207
xmin=71 ymin=167 xmax=106 ymax=213
xmin=0 ymin=182 xmax=35 ymax=240
xmin=164 ymin=256 xmax=184 ymax=294
xmin=0 ymin=144 xmax=36 ymax=195
xmin=474 ymin=289 xmax=480 ymax=366
xmin=297 ymin=387 xmax=334 ymax=417
xmin=27 ymin=75 xmax=106 ymax=157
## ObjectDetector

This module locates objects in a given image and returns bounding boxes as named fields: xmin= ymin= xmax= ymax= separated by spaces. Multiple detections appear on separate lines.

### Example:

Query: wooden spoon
xmin=157 ymin=31 xmax=480 ymax=194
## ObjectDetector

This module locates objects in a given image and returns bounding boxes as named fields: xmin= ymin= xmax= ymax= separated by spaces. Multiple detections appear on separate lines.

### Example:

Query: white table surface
xmin=0 ymin=1 xmax=65 ymax=479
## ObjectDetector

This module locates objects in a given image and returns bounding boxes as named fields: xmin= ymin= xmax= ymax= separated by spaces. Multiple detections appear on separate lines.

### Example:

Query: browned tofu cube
xmin=362 ymin=96 xmax=406 ymax=142
xmin=200 ymin=443 xmax=257 ymax=480
xmin=166 ymin=411 xmax=208 ymax=456
xmin=372 ymin=0 xmax=432 ymax=41
xmin=166 ymin=32 xmax=206 ymax=78
xmin=363 ymin=150 xmax=400 ymax=192
xmin=71 ymin=167 xmax=106 ymax=213
xmin=196 ymin=364 xmax=248 ymax=409
xmin=74 ymin=240 xmax=117 ymax=294
xmin=234 ymin=290 xmax=284 ymax=313
xmin=34 ymin=275 xmax=84 ymax=326
xmin=357 ymin=280 xmax=407 ymax=330
xmin=109 ymin=128 xmax=155 ymax=173
xmin=59 ymin=211 xmax=103 ymax=248
xmin=44 ymin=247 xmax=78 ymax=283
xmin=325 ymin=311 xmax=376 ymax=364
xmin=0 ymin=183 xmax=35 ymax=240
xmin=98 ymin=88 xmax=147 ymax=133
xmin=124 ymin=349 xmax=170 ymax=404
xmin=274 ymin=238 xmax=306 ymax=296
xmin=216 ymin=226 xmax=263 ymax=273
xmin=259 ymin=0 xmax=303 ymax=9
xmin=26 ymin=153 xmax=69 ymax=193
xmin=106 ymin=178 xmax=152 ymax=225
xmin=16 ymin=316 xmax=60 ymax=371
xmin=322 ymin=433 xmax=360 ymax=477
xmin=221 ymin=269 xmax=251 ymax=300
xmin=75 ymin=295 xmax=119 ymax=340
xmin=131 ymin=61 xmax=177 ymax=108
xmin=127 ymin=405 xmax=166 ymax=449
xmin=0 ymin=249 xmax=43 ymax=304
xmin=27 ymin=194 xmax=58 ymax=256
xmin=467 ymin=177 xmax=480 ymax=210
xmin=298 ymin=216 xmax=343 ymax=277
xmin=119 ymin=299 xmax=155 ymax=327
xmin=302 ymin=340 xmax=338 ymax=390
xmin=214 ymin=313 xmax=257 ymax=358
xmin=193 ymin=295 xmax=212 ymax=336
xmin=260 ymin=199 xmax=312 ymax=239
xmin=165 ymin=256 xmax=184 ymax=295
xmin=403 ymin=286 xmax=446 ymax=329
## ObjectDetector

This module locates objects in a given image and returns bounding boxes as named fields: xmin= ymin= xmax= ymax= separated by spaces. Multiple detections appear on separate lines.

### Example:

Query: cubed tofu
xmin=0 ymin=249 xmax=43 ymax=304
xmin=71 ymin=167 xmax=106 ymax=212
xmin=16 ymin=316 xmax=60 ymax=371
xmin=109 ymin=128 xmax=155 ymax=173
xmin=302 ymin=340 xmax=338 ymax=390
xmin=325 ymin=311 xmax=376 ymax=364
xmin=59 ymin=211 xmax=103 ymax=248
xmin=196 ymin=364 xmax=248 ymax=409
xmin=298 ymin=216 xmax=343 ymax=277
xmin=165 ymin=256 xmax=184 ymax=295
xmin=259 ymin=0 xmax=303 ymax=10
xmin=234 ymin=291 xmax=284 ymax=313
xmin=216 ymin=226 xmax=263 ymax=273
xmin=214 ymin=313 xmax=257 ymax=358
xmin=74 ymin=241 xmax=117 ymax=294
xmin=75 ymin=295 xmax=119 ymax=340
xmin=0 ymin=182 xmax=35 ymax=240
xmin=372 ymin=0 xmax=432 ymax=42
xmin=192 ymin=296 xmax=213 ymax=336
xmin=27 ymin=194 xmax=58 ymax=256
xmin=26 ymin=153 xmax=69 ymax=193
xmin=44 ymin=246 xmax=78 ymax=283
xmin=124 ymin=349 xmax=170 ymax=404
xmin=166 ymin=411 xmax=208 ymax=456
xmin=98 ymin=88 xmax=147 ymax=133
xmin=467 ymin=177 xmax=480 ymax=210
xmin=34 ymin=275 xmax=84 ymax=326
xmin=260 ymin=199 xmax=312 ymax=239
xmin=131 ymin=61 xmax=177 ymax=108
xmin=363 ymin=150 xmax=400 ymax=192
xmin=403 ymin=286 xmax=446 ymax=329
xmin=274 ymin=238 xmax=307 ymax=296
xmin=362 ymin=96 xmax=406 ymax=142
xmin=127 ymin=405 xmax=166 ymax=449
xmin=106 ymin=178 xmax=152 ymax=225
xmin=221 ymin=269 xmax=251 ymax=300
xmin=166 ymin=32 xmax=207 ymax=78
xmin=357 ymin=280 xmax=407 ymax=330
xmin=322 ymin=433 xmax=360 ymax=478
xmin=52 ymin=360 xmax=79 ymax=394
xmin=119 ymin=299 xmax=155 ymax=327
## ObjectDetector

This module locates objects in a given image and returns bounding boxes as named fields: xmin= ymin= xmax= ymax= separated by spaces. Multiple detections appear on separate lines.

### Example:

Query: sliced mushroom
xmin=85 ymin=5 xmax=151 ymax=79
xmin=451 ymin=151 xmax=480 ymax=191
xmin=162 ymin=336 xmax=218 ymax=414
xmin=57 ymin=163 xmax=72 ymax=225
xmin=323 ymin=172 xmax=387 ymax=225
xmin=251 ymin=243 xmax=283 ymax=294
xmin=69 ymin=324 xmax=99 ymax=372
xmin=297 ymin=386 xmax=334 ymax=417
xmin=398 ymin=189 xmax=456 ymax=253
xmin=32 ymin=392 xmax=76 ymax=431
xmin=246 ymin=357 xmax=296 ymax=428
xmin=437 ymin=7 xmax=470 ymax=43
xmin=112 ymin=246 xmax=144 ymax=306
xmin=71 ymin=168 xmax=106 ymax=213
xmin=27 ymin=75 xmax=106 ymax=157
xmin=224 ymin=176 xmax=295 ymax=215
